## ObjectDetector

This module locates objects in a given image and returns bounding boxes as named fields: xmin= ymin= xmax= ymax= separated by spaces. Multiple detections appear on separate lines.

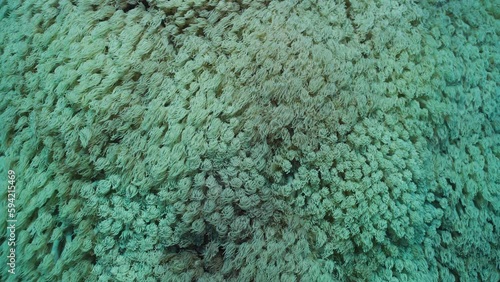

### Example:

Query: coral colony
xmin=0 ymin=0 xmax=498 ymax=281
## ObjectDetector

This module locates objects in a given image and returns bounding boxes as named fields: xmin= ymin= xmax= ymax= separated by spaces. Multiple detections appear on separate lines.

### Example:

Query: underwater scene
xmin=0 ymin=0 xmax=499 ymax=281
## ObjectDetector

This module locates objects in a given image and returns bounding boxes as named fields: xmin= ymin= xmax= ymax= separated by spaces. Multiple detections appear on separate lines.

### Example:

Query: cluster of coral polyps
xmin=0 ymin=0 xmax=498 ymax=281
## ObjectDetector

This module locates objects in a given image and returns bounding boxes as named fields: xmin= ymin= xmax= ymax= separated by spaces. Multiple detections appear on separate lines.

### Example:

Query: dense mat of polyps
xmin=0 ymin=0 xmax=498 ymax=281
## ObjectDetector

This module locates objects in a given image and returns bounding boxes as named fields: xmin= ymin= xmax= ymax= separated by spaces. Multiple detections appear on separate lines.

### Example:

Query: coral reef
xmin=0 ymin=0 xmax=498 ymax=281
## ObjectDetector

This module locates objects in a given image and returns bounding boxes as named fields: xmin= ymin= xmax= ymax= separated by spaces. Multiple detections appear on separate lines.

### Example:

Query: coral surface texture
xmin=0 ymin=0 xmax=499 ymax=281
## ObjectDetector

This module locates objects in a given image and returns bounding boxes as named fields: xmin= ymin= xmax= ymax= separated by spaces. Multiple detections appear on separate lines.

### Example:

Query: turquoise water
xmin=0 ymin=0 xmax=498 ymax=281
